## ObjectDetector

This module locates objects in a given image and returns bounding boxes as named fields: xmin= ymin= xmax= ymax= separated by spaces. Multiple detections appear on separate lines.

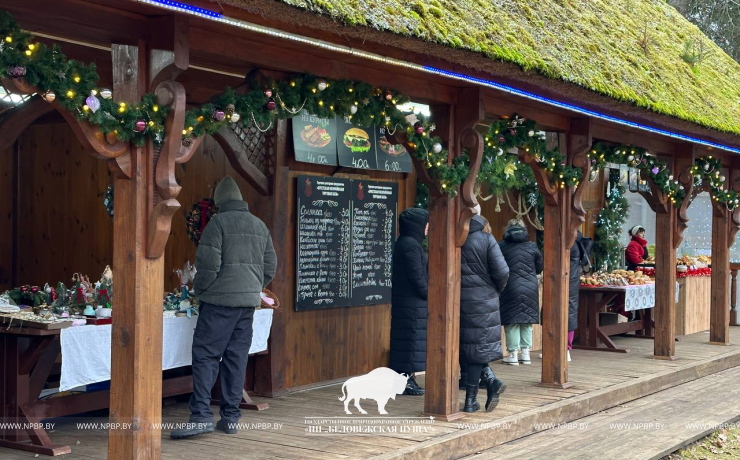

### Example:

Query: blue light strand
xmin=138 ymin=0 xmax=221 ymax=18
xmin=424 ymin=66 xmax=740 ymax=155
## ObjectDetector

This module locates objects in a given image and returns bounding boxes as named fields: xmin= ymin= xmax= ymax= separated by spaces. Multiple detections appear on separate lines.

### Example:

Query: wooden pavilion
xmin=1 ymin=1 xmax=740 ymax=459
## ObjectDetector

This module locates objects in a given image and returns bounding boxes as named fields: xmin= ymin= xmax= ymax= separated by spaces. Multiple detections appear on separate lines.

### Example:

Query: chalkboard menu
xmin=296 ymin=175 xmax=398 ymax=311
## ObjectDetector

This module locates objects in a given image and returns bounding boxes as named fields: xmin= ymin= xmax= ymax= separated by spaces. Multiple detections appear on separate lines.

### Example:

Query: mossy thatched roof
xmin=221 ymin=0 xmax=740 ymax=138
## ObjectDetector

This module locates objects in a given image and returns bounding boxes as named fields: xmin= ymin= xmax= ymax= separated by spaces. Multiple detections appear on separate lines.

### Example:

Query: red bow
xmin=199 ymin=200 xmax=211 ymax=234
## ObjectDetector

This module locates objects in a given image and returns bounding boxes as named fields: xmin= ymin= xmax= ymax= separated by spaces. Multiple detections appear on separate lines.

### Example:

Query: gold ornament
xmin=99 ymin=88 xmax=113 ymax=99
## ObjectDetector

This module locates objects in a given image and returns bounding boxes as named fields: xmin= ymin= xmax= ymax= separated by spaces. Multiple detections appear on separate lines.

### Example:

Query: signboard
xmin=292 ymin=110 xmax=338 ymax=166
xmin=295 ymin=175 xmax=398 ymax=311
xmin=337 ymin=117 xmax=377 ymax=170
xmin=375 ymin=126 xmax=413 ymax=173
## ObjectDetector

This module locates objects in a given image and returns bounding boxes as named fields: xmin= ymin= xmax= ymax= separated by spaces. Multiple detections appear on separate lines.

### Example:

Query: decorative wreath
xmin=186 ymin=198 xmax=218 ymax=246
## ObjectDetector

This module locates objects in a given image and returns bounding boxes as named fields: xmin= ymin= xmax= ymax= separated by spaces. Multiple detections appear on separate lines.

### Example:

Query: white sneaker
xmin=519 ymin=348 xmax=531 ymax=365
xmin=567 ymin=350 xmax=572 ymax=362
xmin=503 ymin=350 xmax=519 ymax=365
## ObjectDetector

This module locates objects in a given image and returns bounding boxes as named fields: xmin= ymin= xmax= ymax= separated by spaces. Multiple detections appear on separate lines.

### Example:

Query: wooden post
xmin=423 ymin=103 xmax=463 ymax=420
xmin=107 ymin=43 xmax=166 ymax=460
xmin=653 ymin=205 xmax=677 ymax=358
xmin=731 ymin=267 xmax=738 ymax=326
xmin=710 ymin=207 xmax=730 ymax=345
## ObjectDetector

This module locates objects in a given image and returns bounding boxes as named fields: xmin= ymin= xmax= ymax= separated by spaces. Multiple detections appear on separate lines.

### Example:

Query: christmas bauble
xmin=226 ymin=104 xmax=235 ymax=115
xmin=86 ymin=92 xmax=101 ymax=113
xmin=704 ymin=163 xmax=710 ymax=171
xmin=6 ymin=66 xmax=26 ymax=77
xmin=651 ymin=167 xmax=659 ymax=174
xmin=43 ymin=91 xmax=56 ymax=102
xmin=720 ymin=175 xmax=726 ymax=182
xmin=99 ymin=88 xmax=113 ymax=99
xmin=414 ymin=123 xmax=424 ymax=134
xmin=384 ymin=90 xmax=393 ymax=101
xmin=317 ymin=80 xmax=327 ymax=91
xmin=135 ymin=120 xmax=147 ymax=132
xmin=264 ymin=88 xmax=273 ymax=98
xmin=350 ymin=104 xmax=358 ymax=115
xmin=627 ymin=155 xmax=634 ymax=162
xmin=182 ymin=137 xmax=193 ymax=147
xmin=213 ymin=110 xmax=225 ymax=121
xmin=432 ymin=142 xmax=442 ymax=154
xmin=528 ymin=130 xmax=535 ymax=137
xmin=668 ymin=175 xmax=674 ymax=180
xmin=498 ymin=135 xmax=505 ymax=144
xmin=230 ymin=113 xmax=240 ymax=123
xmin=266 ymin=99 xmax=277 ymax=111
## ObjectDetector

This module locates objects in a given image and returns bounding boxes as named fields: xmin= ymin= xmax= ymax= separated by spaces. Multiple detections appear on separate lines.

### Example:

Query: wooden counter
xmin=675 ymin=276 xmax=711 ymax=335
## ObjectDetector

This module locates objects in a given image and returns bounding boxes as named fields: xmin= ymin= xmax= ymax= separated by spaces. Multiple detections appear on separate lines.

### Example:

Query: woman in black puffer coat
xmin=568 ymin=231 xmax=590 ymax=359
xmin=460 ymin=215 xmax=510 ymax=413
xmin=498 ymin=220 xmax=543 ymax=366
xmin=389 ymin=208 xmax=429 ymax=395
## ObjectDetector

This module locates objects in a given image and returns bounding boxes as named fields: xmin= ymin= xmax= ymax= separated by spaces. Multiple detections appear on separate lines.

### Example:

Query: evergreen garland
xmin=414 ymin=181 xmax=429 ymax=209
xmin=692 ymin=156 xmax=740 ymax=209
xmin=594 ymin=184 xmax=629 ymax=271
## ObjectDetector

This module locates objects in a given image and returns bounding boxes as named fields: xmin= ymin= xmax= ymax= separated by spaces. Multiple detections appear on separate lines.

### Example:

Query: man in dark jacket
xmin=498 ymin=220 xmax=543 ymax=366
xmin=390 ymin=208 xmax=429 ymax=396
xmin=460 ymin=215 xmax=509 ymax=413
xmin=172 ymin=176 xmax=277 ymax=439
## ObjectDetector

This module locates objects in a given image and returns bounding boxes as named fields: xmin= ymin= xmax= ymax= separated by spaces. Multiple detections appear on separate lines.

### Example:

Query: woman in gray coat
xmin=459 ymin=215 xmax=510 ymax=413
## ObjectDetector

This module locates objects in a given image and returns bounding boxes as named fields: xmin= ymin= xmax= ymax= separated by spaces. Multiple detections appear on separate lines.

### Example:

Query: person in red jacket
xmin=625 ymin=225 xmax=648 ymax=270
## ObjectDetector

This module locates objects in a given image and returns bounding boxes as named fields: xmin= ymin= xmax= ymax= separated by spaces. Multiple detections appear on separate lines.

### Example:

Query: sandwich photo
xmin=343 ymin=127 xmax=372 ymax=153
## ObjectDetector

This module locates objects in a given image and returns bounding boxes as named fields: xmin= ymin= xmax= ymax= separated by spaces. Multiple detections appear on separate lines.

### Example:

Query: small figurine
xmin=174 ymin=261 xmax=197 ymax=287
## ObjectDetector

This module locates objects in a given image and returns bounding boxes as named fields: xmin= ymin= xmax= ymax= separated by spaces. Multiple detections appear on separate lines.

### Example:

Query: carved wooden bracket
xmin=567 ymin=150 xmax=590 ymax=249
xmin=175 ymin=135 xmax=205 ymax=164
xmin=673 ymin=168 xmax=694 ymax=249
xmin=0 ymin=96 xmax=54 ymax=150
xmin=455 ymin=126 xmax=484 ymax=247
xmin=519 ymin=150 xmax=558 ymax=205
xmin=212 ymin=127 xmax=271 ymax=196
xmin=146 ymin=80 xmax=187 ymax=258
xmin=1 ymin=77 xmax=131 ymax=176
xmin=729 ymin=178 xmax=740 ymax=246
xmin=638 ymin=170 xmax=670 ymax=215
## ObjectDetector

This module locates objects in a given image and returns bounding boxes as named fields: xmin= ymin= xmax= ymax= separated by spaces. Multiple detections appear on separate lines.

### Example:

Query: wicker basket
xmin=260 ymin=288 xmax=280 ymax=309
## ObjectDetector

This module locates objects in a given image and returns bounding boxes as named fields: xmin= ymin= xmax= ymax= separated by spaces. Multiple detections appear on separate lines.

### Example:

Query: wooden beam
xmin=108 ymin=42 xmax=165 ymax=460
xmin=148 ymin=15 xmax=190 ymax=89
xmin=0 ymin=97 xmax=54 ymax=151
xmin=212 ymin=127 xmax=271 ymax=196
xmin=592 ymin=121 xmax=678 ymax=156
xmin=423 ymin=103 xmax=463 ymax=420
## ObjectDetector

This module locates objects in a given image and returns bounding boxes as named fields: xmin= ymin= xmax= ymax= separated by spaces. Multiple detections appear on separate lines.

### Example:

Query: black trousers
xmin=189 ymin=303 xmax=255 ymax=423
xmin=465 ymin=363 xmax=494 ymax=386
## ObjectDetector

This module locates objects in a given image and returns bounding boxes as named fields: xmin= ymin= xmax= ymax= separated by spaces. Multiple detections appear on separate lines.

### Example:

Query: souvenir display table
xmin=0 ymin=310 xmax=273 ymax=456
xmin=575 ymin=284 xmax=657 ymax=353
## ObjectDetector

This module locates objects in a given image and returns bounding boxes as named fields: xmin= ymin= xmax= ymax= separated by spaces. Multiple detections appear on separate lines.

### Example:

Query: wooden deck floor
xmin=3 ymin=328 xmax=740 ymax=460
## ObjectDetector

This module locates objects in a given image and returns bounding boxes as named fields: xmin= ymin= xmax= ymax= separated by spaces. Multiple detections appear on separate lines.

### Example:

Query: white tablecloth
xmin=622 ymin=283 xmax=681 ymax=312
xmin=59 ymin=309 xmax=273 ymax=392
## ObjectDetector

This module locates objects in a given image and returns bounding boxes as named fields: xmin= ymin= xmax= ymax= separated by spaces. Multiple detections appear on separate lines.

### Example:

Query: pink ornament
xmin=135 ymin=120 xmax=147 ymax=132
xmin=384 ymin=90 xmax=393 ymax=101
xmin=85 ymin=92 xmax=101 ymax=113
xmin=414 ymin=123 xmax=424 ymax=134
xmin=651 ymin=167 xmax=659 ymax=174
xmin=264 ymin=89 xmax=273 ymax=98
xmin=6 ymin=66 xmax=26 ymax=77
xmin=266 ymin=98 xmax=277 ymax=111
xmin=213 ymin=110 xmax=225 ymax=121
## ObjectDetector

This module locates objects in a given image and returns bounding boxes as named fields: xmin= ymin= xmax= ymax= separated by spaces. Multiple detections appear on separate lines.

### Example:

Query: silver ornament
xmin=99 ymin=88 xmax=113 ymax=99
xmin=528 ymin=130 xmax=535 ymax=137
xmin=432 ymin=142 xmax=442 ymax=154
xmin=496 ymin=148 xmax=504 ymax=156
xmin=627 ymin=155 xmax=634 ymax=162
xmin=668 ymin=175 xmax=673 ymax=180
xmin=350 ymin=104 xmax=358 ymax=115
xmin=704 ymin=163 xmax=710 ymax=171
xmin=230 ymin=112 xmax=241 ymax=123
xmin=43 ymin=91 xmax=56 ymax=102
xmin=720 ymin=175 xmax=726 ymax=182
xmin=317 ymin=80 xmax=327 ymax=91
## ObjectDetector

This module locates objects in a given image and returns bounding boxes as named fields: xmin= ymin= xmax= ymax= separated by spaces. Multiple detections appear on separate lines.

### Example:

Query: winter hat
xmin=214 ymin=176 xmax=243 ymax=206
xmin=399 ymin=208 xmax=429 ymax=241
xmin=629 ymin=225 xmax=645 ymax=236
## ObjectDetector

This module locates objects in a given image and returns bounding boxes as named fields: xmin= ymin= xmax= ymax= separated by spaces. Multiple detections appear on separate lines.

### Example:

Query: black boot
xmin=403 ymin=374 xmax=425 ymax=396
xmin=170 ymin=421 xmax=214 ymax=439
xmin=463 ymin=384 xmax=480 ymax=413
xmin=484 ymin=378 xmax=507 ymax=412
xmin=459 ymin=372 xmax=467 ymax=390
xmin=479 ymin=365 xmax=495 ymax=388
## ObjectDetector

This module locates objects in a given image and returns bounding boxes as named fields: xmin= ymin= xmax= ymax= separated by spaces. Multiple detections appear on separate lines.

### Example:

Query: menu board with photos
xmin=292 ymin=110 xmax=338 ymax=166
xmin=296 ymin=175 xmax=398 ymax=311
xmin=292 ymin=115 xmax=413 ymax=173
xmin=337 ymin=117 xmax=378 ymax=170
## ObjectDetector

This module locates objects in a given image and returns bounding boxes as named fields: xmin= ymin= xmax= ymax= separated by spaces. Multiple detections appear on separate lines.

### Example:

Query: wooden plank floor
xmin=2 ymin=328 xmax=740 ymax=459
xmin=464 ymin=365 xmax=740 ymax=460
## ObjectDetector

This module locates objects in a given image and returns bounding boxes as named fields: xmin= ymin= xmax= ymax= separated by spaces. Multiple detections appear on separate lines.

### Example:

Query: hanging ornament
xmin=212 ymin=110 xmax=225 ymax=121
xmin=414 ymin=122 xmax=424 ymax=134
xmin=264 ymin=88 xmax=273 ymax=98
xmin=85 ymin=91 xmax=100 ymax=113
xmin=42 ymin=91 xmax=56 ymax=102
xmin=496 ymin=148 xmax=504 ymax=156
xmin=226 ymin=104 xmax=235 ymax=115
xmin=651 ymin=167 xmax=659 ymax=174
xmin=181 ymin=137 xmax=193 ymax=148
xmin=350 ymin=104 xmax=358 ymax=115
xmin=504 ymin=162 xmax=518 ymax=179
xmin=6 ymin=66 xmax=26 ymax=77
xmin=720 ymin=175 xmax=726 ymax=182
xmin=704 ymin=163 xmax=710 ymax=171
xmin=99 ymin=88 xmax=113 ymax=99
xmin=432 ymin=142 xmax=442 ymax=154
xmin=266 ymin=98 xmax=277 ymax=111
xmin=627 ymin=155 xmax=634 ymax=162
xmin=498 ymin=135 xmax=505 ymax=144
xmin=528 ymin=130 xmax=535 ymax=137
xmin=384 ymin=90 xmax=393 ymax=101
xmin=135 ymin=120 xmax=147 ymax=132
xmin=230 ymin=112 xmax=241 ymax=123
xmin=668 ymin=175 xmax=674 ymax=180
xmin=362 ymin=98 xmax=370 ymax=106
xmin=317 ymin=79 xmax=328 ymax=91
